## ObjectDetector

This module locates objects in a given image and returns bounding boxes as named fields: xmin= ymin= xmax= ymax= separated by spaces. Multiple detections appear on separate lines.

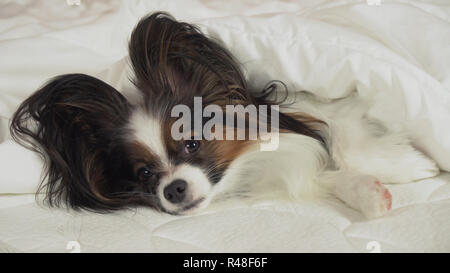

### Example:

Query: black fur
xmin=10 ymin=12 xmax=326 ymax=213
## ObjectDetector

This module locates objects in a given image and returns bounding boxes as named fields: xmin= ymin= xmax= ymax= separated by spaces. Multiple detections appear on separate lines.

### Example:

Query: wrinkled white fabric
xmin=0 ymin=173 xmax=449 ymax=252
xmin=1 ymin=0 xmax=449 ymax=193
xmin=0 ymin=0 xmax=449 ymax=252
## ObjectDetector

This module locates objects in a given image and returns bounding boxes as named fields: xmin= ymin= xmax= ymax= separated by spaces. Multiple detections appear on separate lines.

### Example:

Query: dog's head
xmin=10 ymin=12 xmax=324 ymax=214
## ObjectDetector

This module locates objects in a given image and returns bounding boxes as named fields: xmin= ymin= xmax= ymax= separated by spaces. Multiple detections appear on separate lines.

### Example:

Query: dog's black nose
xmin=164 ymin=179 xmax=187 ymax=204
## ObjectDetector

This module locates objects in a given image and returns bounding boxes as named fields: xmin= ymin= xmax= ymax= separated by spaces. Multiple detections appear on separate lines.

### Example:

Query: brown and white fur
xmin=10 ymin=13 xmax=439 ymax=218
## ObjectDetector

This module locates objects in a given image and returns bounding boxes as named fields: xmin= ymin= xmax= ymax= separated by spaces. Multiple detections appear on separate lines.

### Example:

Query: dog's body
xmin=207 ymin=91 xmax=439 ymax=218
xmin=282 ymin=93 xmax=438 ymax=217
xmin=10 ymin=13 xmax=439 ymax=218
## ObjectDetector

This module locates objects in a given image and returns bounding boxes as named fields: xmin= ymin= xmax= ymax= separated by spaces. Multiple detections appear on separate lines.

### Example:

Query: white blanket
xmin=0 ymin=0 xmax=449 ymax=252
xmin=1 ymin=173 xmax=449 ymax=252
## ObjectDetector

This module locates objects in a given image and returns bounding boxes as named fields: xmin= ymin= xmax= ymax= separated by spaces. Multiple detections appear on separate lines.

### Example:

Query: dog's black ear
xmin=128 ymin=12 xmax=250 ymax=107
xmin=10 ymin=74 xmax=131 ymax=211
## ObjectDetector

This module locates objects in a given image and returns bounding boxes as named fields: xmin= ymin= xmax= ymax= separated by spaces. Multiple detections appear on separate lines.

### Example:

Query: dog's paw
xmin=356 ymin=178 xmax=392 ymax=219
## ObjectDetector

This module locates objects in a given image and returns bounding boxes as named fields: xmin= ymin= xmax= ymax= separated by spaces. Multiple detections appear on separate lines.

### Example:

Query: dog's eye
xmin=184 ymin=140 xmax=200 ymax=154
xmin=137 ymin=167 xmax=153 ymax=182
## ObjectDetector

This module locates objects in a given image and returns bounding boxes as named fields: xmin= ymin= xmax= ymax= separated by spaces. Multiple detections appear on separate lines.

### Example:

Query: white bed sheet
xmin=0 ymin=172 xmax=449 ymax=252
xmin=1 ymin=0 xmax=450 ymax=252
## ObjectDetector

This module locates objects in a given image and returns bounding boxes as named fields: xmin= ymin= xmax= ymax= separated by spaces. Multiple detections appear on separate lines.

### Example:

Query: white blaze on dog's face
xmin=9 ymin=13 xmax=327 ymax=215
xmin=158 ymin=164 xmax=211 ymax=213
xmin=126 ymin=108 xmax=250 ymax=214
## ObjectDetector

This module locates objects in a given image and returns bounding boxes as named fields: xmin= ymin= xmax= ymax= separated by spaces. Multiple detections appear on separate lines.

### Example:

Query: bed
xmin=1 ymin=0 xmax=449 ymax=252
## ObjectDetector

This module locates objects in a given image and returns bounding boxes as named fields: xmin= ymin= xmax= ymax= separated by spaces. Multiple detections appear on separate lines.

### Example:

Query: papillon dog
xmin=10 ymin=12 xmax=439 ymax=218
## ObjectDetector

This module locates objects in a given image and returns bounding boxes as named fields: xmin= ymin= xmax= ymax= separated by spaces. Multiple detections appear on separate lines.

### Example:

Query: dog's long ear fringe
xmin=258 ymin=81 xmax=327 ymax=147
xmin=128 ymin=12 xmax=249 ymax=105
xmin=10 ymin=74 xmax=131 ymax=212
xmin=128 ymin=12 xmax=326 ymax=147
